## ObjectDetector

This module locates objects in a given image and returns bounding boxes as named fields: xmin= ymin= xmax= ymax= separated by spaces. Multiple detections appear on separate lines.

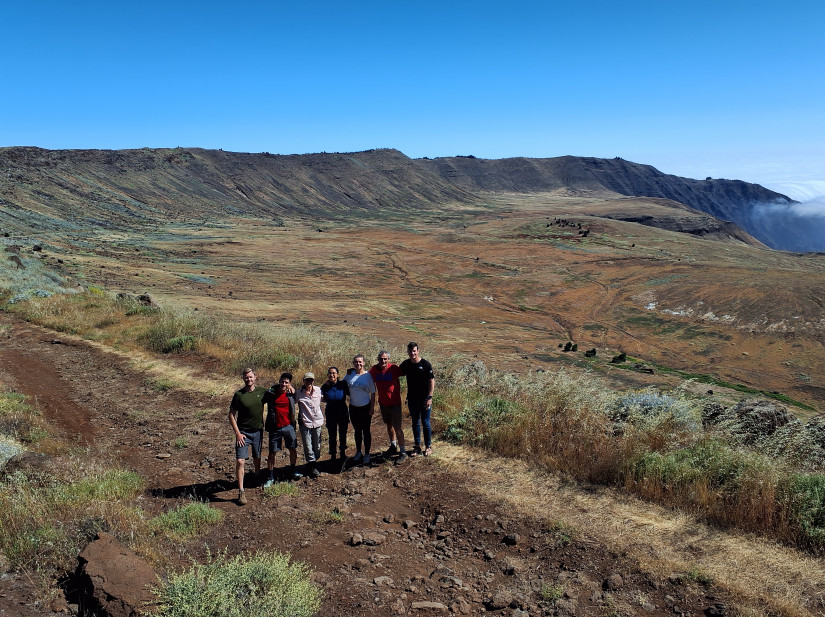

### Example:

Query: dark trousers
xmin=326 ymin=407 xmax=349 ymax=454
xmin=408 ymin=398 xmax=432 ymax=448
xmin=349 ymin=403 xmax=372 ymax=455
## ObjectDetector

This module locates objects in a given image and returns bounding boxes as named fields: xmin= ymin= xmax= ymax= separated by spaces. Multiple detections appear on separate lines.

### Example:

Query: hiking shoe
xmin=237 ymin=490 xmax=247 ymax=505
xmin=310 ymin=466 xmax=321 ymax=478
xmin=263 ymin=478 xmax=275 ymax=489
xmin=363 ymin=453 xmax=371 ymax=466
xmin=395 ymin=451 xmax=409 ymax=465
xmin=384 ymin=444 xmax=398 ymax=457
xmin=290 ymin=468 xmax=303 ymax=480
xmin=353 ymin=451 xmax=363 ymax=463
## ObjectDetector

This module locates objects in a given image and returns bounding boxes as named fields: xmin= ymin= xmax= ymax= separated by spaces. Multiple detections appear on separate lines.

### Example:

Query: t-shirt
xmin=321 ymin=379 xmax=350 ymax=414
xmin=369 ymin=363 xmax=403 ymax=407
xmin=263 ymin=388 xmax=292 ymax=429
xmin=344 ymin=371 xmax=376 ymax=407
xmin=400 ymin=358 xmax=434 ymax=400
xmin=230 ymin=387 xmax=265 ymax=432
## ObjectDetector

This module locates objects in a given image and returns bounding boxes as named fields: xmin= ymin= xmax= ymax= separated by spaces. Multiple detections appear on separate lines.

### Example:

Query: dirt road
xmin=0 ymin=313 xmax=737 ymax=616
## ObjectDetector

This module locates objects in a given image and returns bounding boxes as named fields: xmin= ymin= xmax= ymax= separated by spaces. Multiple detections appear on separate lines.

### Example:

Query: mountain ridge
xmin=0 ymin=146 xmax=796 ymax=248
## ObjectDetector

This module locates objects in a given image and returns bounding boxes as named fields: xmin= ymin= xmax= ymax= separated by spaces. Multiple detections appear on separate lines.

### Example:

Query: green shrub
xmin=262 ymin=482 xmax=299 ymax=498
xmin=443 ymin=396 xmax=518 ymax=445
xmin=153 ymin=550 xmax=321 ymax=617
xmin=151 ymin=502 xmax=222 ymax=540
xmin=163 ymin=336 xmax=196 ymax=353
xmin=783 ymin=473 xmax=825 ymax=546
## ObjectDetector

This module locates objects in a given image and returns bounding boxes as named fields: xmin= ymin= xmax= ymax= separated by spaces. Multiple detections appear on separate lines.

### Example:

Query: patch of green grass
xmin=151 ymin=502 xmax=222 ymax=541
xmin=685 ymin=565 xmax=714 ymax=585
xmin=539 ymin=584 xmax=563 ymax=604
xmin=173 ymin=437 xmax=189 ymax=449
xmin=152 ymin=550 xmax=321 ymax=617
xmin=148 ymin=377 xmax=176 ymax=392
xmin=262 ymin=482 xmax=299 ymax=499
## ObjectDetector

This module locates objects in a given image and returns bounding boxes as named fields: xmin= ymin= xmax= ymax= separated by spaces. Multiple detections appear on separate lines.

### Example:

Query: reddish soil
xmin=0 ymin=314 xmax=731 ymax=617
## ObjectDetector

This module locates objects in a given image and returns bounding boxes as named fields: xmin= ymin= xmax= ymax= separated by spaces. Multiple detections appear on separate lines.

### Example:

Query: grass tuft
xmin=152 ymin=550 xmax=321 ymax=617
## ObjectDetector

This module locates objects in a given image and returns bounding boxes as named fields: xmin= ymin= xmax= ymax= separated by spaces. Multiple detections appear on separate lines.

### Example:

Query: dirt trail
xmin=0 ymin=313 xmax=804 ymax=617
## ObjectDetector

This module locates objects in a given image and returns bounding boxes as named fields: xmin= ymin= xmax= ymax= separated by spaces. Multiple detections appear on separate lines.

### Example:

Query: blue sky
xmin=3 ymin=1 xmax=824 ymax=196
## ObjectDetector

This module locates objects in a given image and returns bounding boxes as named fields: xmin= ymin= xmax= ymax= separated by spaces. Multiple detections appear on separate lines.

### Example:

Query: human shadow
xmin=150 ymin=478 xmax=236 ymax=502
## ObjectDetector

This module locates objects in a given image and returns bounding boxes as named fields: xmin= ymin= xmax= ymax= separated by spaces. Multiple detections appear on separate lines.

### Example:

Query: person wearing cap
xmin=294 ymin=371 xmax=324 ymax=477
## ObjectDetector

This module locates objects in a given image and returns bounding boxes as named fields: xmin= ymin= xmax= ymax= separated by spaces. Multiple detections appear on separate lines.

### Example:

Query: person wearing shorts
xmin=344 ymin=354 xmax=376 ymax=465
xmin=228 ymin=367 xmax=265 ymax=505
xmin=263 ymin=372 xmax=302 ymax=484
xmin=370 ymin=350 xmax=408 ymax=464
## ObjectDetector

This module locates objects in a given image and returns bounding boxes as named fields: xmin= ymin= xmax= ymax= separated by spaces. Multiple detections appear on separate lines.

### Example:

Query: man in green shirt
xmin=228 ymin=367 xmax=265 ymax=505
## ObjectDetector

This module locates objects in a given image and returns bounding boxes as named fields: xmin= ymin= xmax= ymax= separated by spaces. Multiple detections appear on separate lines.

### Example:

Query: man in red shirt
xmin=263 ymin=373 xmax=302 ymax=483
xmin=369 ymin=350 xmax=408 ymax=464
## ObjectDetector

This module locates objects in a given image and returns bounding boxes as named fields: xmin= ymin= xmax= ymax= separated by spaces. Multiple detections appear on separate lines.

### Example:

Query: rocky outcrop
xmin=75 ymin=532 xmax=158 ymax=617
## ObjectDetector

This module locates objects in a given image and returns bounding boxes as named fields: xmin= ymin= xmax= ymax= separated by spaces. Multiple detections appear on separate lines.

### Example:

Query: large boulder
xmin=75 ymin=532 xmax=158 ymax=617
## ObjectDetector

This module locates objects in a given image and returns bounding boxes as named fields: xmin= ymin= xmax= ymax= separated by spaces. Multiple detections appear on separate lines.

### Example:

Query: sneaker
xmin=353 ymin=451 xmax=363 ymax=463
xmin=310 ymin=466 xmax=321 ymax=478
xmin=384 ymin=443 xmax=398 ymax=457
xmin=263 ymin=478 xmax=275 ymax=488
xmin=395 ymin=451 xmax=409 ymax=465
xmin=363 ymin=453 xmax=371 ymax=466
xmin=237 ymin=490 xmax=247 ymax=505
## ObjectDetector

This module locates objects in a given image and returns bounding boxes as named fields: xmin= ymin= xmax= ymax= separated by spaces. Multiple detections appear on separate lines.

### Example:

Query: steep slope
xmin=0 ymin=146 xmax=795 ymax=248
xmin=419 ymin=155 xmax=798 ymax=247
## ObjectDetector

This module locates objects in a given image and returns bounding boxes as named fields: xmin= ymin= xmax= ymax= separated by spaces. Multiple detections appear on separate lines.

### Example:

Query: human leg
xmin=408 ymin=400 xmax=423 ymax=450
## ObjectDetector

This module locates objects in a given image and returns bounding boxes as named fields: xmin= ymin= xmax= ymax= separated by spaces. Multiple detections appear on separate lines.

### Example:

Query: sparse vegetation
xmin=4 ymin=284 xmax=825 ymax=554
xmin=150 ymin=502 xmax=222 ymax=540
xmin=152 ymin=550 xmax=321 ymax=617
xmin=262 ymin=481 xmax=300 ymax=498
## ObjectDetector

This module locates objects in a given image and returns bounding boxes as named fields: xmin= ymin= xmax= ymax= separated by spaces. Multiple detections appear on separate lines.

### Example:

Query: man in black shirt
xmin=399 ymin=342 xmax=435 ymax=456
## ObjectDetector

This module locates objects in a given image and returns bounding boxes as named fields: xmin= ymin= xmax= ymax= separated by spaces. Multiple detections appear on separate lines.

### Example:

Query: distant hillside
xmin=0 ymin=146 xmax=801 ymax=249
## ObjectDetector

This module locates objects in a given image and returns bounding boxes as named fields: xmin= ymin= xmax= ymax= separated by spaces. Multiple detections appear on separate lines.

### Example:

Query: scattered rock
xmin=350 ymin=533 xmax=363 ymax=546
xmin=362 ymin=531 xmax=387 ymax=546
xmin=502 ymin=533 xmax=520 ymax=546
xmin=486 ymin=589 xmax=514 ymax=610
xmin=411 ymin=600 xmax=447 ymax=610
xmin=603 ymin=573 xmax=624 ymax=590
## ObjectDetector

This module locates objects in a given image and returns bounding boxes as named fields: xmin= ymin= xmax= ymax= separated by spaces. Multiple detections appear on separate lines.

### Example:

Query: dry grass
xmin=435 ymin=442 xmax=825 ymax=617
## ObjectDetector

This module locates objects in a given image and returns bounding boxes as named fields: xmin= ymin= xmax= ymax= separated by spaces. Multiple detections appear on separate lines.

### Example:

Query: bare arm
xmin=228 ymin=408 xmax=245 ymax=447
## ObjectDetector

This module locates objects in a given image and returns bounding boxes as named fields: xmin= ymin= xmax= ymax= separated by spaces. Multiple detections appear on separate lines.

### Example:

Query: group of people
xmin=227 ymin=342 xmax=435 ymax=505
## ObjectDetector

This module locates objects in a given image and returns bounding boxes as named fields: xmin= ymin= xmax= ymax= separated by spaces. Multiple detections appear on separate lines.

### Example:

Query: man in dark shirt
xmin=399 ymin=342 xmax=435 ymax=456
xmin=228 ymin=367 xmax=265 ymax=505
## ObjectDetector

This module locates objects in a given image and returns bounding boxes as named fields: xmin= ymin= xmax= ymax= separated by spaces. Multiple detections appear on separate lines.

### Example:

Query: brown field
xmin=49 ymin=191 xmax=825 ymax=412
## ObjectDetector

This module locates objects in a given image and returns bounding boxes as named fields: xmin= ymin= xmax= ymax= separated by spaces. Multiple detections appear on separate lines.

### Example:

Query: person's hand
xmin=236 ymin=434 xmax=246 ymax=447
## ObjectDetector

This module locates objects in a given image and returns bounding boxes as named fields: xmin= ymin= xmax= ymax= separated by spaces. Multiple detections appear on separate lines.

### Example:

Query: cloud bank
xmin=746 ymin=181 xmax=825 ymax=252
